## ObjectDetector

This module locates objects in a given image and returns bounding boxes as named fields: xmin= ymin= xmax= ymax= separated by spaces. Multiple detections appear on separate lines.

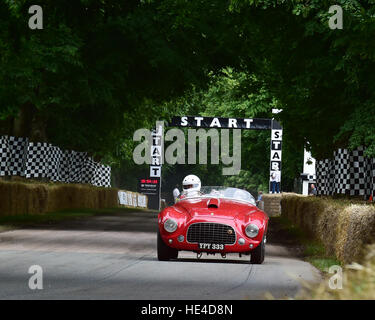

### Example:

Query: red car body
xmin=157 ymin=191 xmax=269 ymax=263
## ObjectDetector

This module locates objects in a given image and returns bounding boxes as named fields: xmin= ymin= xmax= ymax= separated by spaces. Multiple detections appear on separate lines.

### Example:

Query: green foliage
xmin=1 ymin=0 xmax=375 ymax=192
xmin=0 ymin=0 xmax=239 ymax=157
xmin=159 ymin=68 xmax=301 ymax=193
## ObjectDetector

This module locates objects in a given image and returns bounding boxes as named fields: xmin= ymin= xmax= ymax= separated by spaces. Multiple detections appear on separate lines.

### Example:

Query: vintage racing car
xmin=157 ymin=186 xmax=269 ymax=264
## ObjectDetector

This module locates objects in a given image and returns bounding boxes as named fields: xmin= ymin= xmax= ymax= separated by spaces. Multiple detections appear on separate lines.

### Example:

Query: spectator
xmin=270 ymin=172 xmax=276 ymax=193
xmin=172 ymin=185 xmax=180 ymax=203
xmin=256 ymin=191 xmax=264 ymax=209
xmin=275 ymin=170 xmax=281 ymax=193
xmin=309 ymin=184 xmax=317 ymax=196
xmin=270 ymin=171 xmax=281 ymax=193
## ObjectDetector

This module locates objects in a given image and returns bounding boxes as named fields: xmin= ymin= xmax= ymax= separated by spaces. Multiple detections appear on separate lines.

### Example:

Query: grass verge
xmin=270 ymin=216 xmax=341 ymax=273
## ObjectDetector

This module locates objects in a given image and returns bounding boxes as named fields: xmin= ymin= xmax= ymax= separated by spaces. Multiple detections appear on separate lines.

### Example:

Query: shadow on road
xmin=142 ymin=256 xmax=252 ymax=265
xmin=19 ymin=210 xmax=159 ymax=233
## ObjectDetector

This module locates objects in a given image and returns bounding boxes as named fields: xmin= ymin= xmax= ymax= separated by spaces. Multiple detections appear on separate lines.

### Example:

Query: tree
xmin=0 ymin=0 xmax=241 ymax=159
xmin=2 ymin=0 xmax=375 ymax=192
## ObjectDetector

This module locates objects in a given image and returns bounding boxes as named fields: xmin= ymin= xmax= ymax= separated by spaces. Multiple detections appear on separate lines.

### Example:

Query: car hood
xmin=173 ymin=197 xmax=257 ymax=221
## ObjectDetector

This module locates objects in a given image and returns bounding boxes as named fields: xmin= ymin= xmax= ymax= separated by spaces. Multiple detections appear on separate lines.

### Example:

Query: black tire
xmin=250 ymin=235 xmax=265 ymax=264
xmin=157 ymin=229 xmax=178 ymax=261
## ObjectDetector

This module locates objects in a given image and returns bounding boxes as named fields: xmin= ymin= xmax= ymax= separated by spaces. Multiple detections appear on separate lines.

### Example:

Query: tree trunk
xmin=11 ymin=103 xmax=47 ymax=142
xmin=12 ymin=104 xmax=33 ymax=138
xmin=30 ymin=108 xmax=47 ymax=142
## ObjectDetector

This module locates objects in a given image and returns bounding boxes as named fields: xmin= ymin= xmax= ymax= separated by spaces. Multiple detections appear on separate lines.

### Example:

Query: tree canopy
xmin=1 ymin=0 xmax=374 ymax=193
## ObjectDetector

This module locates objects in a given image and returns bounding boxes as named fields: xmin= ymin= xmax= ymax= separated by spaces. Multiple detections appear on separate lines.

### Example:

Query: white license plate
xmin=198 ymin=243 xmax=225 ymax=250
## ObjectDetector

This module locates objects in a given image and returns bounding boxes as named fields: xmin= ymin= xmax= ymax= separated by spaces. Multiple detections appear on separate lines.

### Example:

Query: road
xmin=0 ymin=210 xmax=320 ymax=300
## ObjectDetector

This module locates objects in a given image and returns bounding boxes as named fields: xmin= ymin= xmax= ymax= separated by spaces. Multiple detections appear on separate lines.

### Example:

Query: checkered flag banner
xmin=48 ymin=146 xmax=63 ymax=181
xmin=25 ymin=142 xmax=50 ymax=178
xmin=334 ymin=148 xmax=350 ymax=195
xmin=316 ymin=159 xmax=331 ymax=195
xmin=0 ymin=135 xmax=111 ymax=187
xmin=0 ymin=136 xmax=9 ymax=176
xmin=8 ymin=136 xmax=28 ymax=176
xmin=316 ymin=146 xmax=374 ymax=198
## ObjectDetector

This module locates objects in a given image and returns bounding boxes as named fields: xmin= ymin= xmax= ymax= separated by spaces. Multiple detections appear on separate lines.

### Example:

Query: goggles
xmin=183 ymin=184 xmax=198 ymax=190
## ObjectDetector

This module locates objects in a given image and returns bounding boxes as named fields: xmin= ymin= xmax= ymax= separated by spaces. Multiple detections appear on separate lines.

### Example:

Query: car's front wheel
xmin=157 ymin=229 xmax=178 ymax=261
xmin=250 ymin=235 xmax=265 ymax=264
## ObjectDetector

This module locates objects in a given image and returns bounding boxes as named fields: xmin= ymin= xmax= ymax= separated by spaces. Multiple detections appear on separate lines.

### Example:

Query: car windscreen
xmin=180 ymin=186 xmax=256 ymax=205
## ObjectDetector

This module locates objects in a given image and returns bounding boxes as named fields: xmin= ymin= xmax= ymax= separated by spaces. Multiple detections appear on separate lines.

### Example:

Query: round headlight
xmin=245 ymin=224 xmax=259 ymax=238
xmin=164 ymin=218 xmax=178 ymax=233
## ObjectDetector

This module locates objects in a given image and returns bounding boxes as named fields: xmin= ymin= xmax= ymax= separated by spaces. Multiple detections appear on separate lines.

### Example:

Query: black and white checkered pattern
xmin=327 ymin=159 xmax=336 ymax=195
xmin=69 ymin=151 xmax=87 ymax=183
xmin=333 ymin=148 xmax=350 ymax=195
xmin=48 ymin=146 xmax=63 ymax=181
xmin=80 ymin=159 xmax=112 ymax=187
xmin=0 ymin=136 xmax=9 ymax=176
xmin=316 ymin=159 xmax=330 ymax=195
xmin=316 ymin=146 xmax=375 ymax=198
xmin=59 ymin=150 xmax=73 ymax=183
xmin=100 ymin=165 xmax=111 ymax=187
xmin=0 ymin=135 xmax=111 ymax=187
xmin=25 ymin=142 xmax=51 ymax=178
xmin=315 ymin=160 xmax=323 ymax=195
xmin=349 ymin=146 xmax=366 ymax=196
xmin=81 ymin=157 xmax=99 ymax=185
xmin=8 ymin=136 xmax=28 ymax=176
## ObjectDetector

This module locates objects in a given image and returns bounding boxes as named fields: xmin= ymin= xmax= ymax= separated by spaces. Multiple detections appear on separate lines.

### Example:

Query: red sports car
xmin=157 ymin=186 xmax=269 ymax=264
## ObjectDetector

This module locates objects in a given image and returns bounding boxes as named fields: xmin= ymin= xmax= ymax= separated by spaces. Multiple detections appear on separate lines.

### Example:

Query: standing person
xmin=309 ymin=184 xmax=317 ymax=196
xmin=256 ymin=191 xmax=263 ymax=204
xmin=172 ymin=185 xmax=180 ymax=203
xmin=256 ymin=191 xmax=264 ymax=209
xmin=275 ymin=170 xmax=281 ymax=193
xmin=270 ymin=172 xmax=277 ymax=193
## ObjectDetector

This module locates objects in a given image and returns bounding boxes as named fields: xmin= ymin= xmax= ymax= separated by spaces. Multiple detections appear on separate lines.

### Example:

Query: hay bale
xmin=281 ymin=194 xmax=375 ymax=264
xmin=0 ymin=178 xmax=145 ymax=217
xmin=336 ymin=205 xmax=375 ymax=263
xmin=0 ymin=179 xmax=120 ymax=216
xmin=263 ymin=193 xmax=282 ymax=216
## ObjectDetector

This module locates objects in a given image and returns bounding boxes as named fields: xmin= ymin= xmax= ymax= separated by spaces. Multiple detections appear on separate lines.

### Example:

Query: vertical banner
xmin=148 ymin=122 xmax=164 ymax=211
xmin=269 ymin=120 xmax=283 ymax=193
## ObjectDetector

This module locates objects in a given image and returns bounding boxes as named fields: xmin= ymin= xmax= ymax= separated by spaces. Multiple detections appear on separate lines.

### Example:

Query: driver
xmin=181 ymin=174 xmax=201 ymax=198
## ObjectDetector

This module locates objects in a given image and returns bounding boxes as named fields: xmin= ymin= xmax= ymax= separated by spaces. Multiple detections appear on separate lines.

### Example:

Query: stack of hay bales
xmin=0 ymin=178 xmax=119 ymax=216
xmin=263 ymin=193 xmax=282 ymax=217
xmin=281 ymin=194 xmax=375 ymax=264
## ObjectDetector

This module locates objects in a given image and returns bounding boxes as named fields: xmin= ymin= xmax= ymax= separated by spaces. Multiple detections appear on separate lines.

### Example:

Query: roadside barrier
xmin=281 ymin=193 xmax=375 ymax=263
xmin=0 ymin=178 xmax=148 ymax=216
xmin=118 ymin=190 xmax=147 ymax=208
xmin=263 ymin=194 xmax=281 ymax=216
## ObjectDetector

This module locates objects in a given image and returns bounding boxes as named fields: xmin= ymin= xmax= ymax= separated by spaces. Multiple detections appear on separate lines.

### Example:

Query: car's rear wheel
xmin=157 ymin=229 xmax=178 ymax=261
xmin=250 ymin=235 xmax=265 ymax=264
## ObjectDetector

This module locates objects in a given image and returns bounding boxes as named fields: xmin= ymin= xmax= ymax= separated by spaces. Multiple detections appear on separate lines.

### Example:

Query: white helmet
xmin=182 ymin=175 xmax=201 ymax=196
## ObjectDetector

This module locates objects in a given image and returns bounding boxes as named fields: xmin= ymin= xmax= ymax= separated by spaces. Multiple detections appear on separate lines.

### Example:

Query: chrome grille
xmin=187 ymin=223 xmax=236 ymax=245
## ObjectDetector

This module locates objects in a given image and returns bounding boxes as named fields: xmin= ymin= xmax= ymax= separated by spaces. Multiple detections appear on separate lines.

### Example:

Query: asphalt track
xmin=0 ymin=210 xmax=321 ymax=300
